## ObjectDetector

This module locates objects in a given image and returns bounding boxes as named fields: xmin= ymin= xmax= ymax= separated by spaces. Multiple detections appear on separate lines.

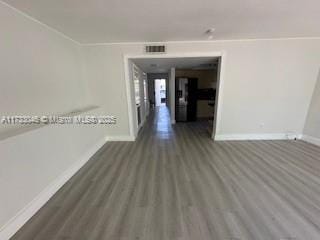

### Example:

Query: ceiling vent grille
xmin=145 ymin=45 xmax=166 ymax=54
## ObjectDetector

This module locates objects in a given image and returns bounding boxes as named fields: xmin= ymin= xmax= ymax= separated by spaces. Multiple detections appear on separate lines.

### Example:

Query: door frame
xmin=123 ymin=51 xmax=226 ymax=140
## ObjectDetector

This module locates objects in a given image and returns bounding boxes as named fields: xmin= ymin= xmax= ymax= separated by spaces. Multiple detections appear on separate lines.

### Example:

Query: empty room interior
xmin=1 ymin=0 xmax=320 ymax=239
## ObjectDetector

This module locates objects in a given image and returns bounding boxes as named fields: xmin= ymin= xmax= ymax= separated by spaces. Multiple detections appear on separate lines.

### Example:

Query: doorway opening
xmin=125 ymin=53 xmax=224 ymax=140
xmin=155 ymin=79 xmax=166 ymax=106
xmin=175 ymin=63 xmax=220 ymax=135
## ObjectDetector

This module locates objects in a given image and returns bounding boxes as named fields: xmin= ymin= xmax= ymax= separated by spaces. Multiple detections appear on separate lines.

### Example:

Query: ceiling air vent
xmin=145 ymin=45 xmax=166 ymax=54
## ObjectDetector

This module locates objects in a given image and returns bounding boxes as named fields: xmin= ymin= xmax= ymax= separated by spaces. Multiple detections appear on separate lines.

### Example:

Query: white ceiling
xmin=2 ymin=0 xmax=320 ymax=44
xmin=133 ymin=57 xmax=219 ymax=73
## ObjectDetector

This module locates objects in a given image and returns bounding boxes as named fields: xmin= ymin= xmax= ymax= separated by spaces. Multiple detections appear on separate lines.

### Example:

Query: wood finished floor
xmin=12 ymin=107 xmax=320 ymax=240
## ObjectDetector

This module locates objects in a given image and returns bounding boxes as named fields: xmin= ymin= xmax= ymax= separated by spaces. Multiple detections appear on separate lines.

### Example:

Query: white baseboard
xmin=105 ymin=135 xmax=135 ymax=141
xmin=0 ymin=137 xmax=107 ymax=240
xmin=301 ymin=135 xmax=320 ymax=147
xmin=215 ymin=133 xmax=302 ymax=141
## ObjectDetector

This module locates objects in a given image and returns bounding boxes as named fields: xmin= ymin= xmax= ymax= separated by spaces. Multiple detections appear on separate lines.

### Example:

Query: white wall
xmin=0 ymin=5 xmax=88 ymax=121
xmin=82 ymin=46 xmax=131 ymax=137
xmin=303 ymin=70 xmax=320 ymax=141
xmin=169 ymin=68 xmax=176 ymax=124
xmin=0 ymin=3 xmax=106 ymax=238
xmin=82 ymin=39 xmax=320 ymax=138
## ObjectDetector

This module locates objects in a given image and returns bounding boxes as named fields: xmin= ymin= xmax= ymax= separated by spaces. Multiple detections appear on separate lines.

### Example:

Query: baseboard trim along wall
xmin=105 ymin=135 xmax=135 ymax=141
xmin=301 ymin=135 xmax=320 ymax=147
xmin=0 ymin=137 xmax=108 ymax=240
xmin=215 ymin=133 xmax=302 ymax=141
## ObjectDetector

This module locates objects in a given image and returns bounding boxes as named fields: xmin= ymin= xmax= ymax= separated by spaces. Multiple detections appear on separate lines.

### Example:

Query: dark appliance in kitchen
xmin=175 ymin=77 xmax=198 ymax=122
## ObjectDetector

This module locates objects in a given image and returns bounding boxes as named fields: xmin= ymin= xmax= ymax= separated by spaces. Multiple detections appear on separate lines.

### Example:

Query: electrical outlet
xmin=286 ymin=131 xmax=299 ymax=140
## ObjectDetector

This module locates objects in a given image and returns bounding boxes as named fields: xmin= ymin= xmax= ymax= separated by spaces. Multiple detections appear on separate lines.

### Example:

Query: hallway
xmin=12 ymin=107 xmax=320 ymax=240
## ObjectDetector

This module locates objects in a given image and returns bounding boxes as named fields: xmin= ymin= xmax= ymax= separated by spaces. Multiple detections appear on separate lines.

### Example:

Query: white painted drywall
xmin=169 ymin=68 xmax=176 ymax=124
xmin=82 ymin=46 xmax=131 ymax=137
xmin=0 ymin=2 xmax=106 ymax=236
xmin=82 ymin=38 xmax=320 ymax=137
xmin=0 ymin=5 xmax=88 ymax=122
xmin=304 ymin=70 xmax=320 ymax=139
